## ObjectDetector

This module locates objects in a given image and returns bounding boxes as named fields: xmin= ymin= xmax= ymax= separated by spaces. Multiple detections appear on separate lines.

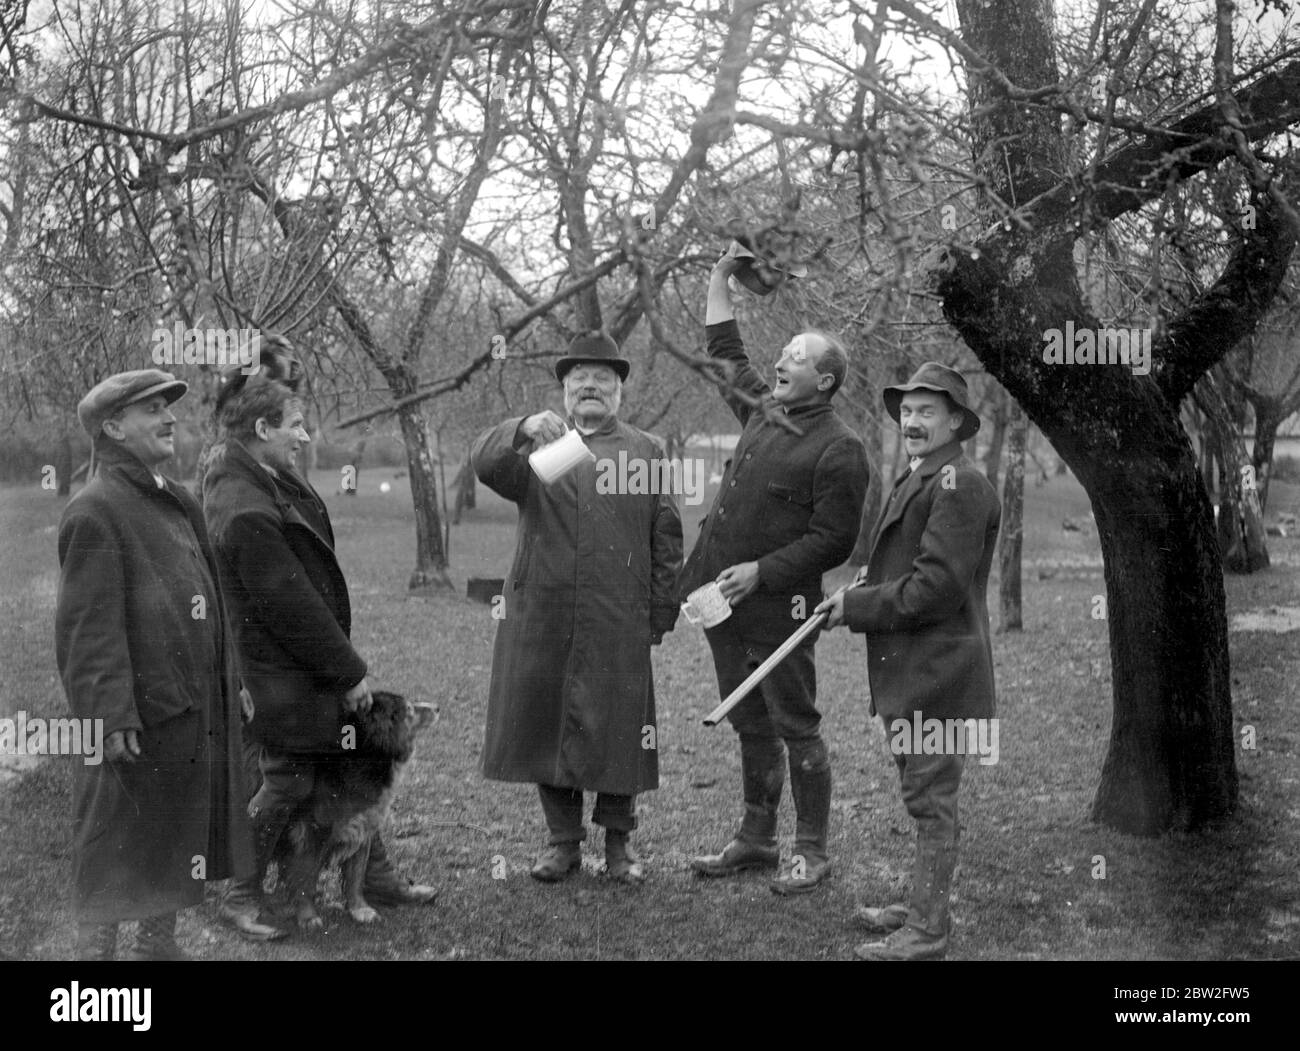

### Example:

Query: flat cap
xmin=78 ymin=368 xmax=188 ymax=438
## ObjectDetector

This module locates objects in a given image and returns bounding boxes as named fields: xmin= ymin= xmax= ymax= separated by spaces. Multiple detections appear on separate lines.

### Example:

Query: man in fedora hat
xmin=55 ymin=368 xmax=270 ymax=958
xmin=685 ymin=252 xmax=869 ymax=895
xmin=817 ymin=361 xmax=1000 ymax=960
xmin=472 ymin=330 xmax=682 ymax=883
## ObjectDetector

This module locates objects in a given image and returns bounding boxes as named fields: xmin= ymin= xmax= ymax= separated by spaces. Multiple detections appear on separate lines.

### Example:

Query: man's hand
xmin=239 ymin=686 xmax=255 ymax=722
xmin=520 ymin=411 xmax=568 ymax=446
xmin=105 ymin=729 xmax=142 ymax=763
xmin=711 ymin=250 xmax=742 ymax=278
xmin=814 ymin=591 xmax=847 ymax=630
xmin=706 ymin=251 xmax=744 ymax=326
xmin=716 ymin=562 xmax=760 ymax=604
xmin=343 ymin=677 xmax=373 ymax=714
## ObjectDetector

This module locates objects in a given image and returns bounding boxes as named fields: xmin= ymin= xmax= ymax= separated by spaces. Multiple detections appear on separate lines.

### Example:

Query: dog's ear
xmin=357 ymin=690 xmax=403 ymax=757
xmin=412 ymin=702 xmax=437 ymax=732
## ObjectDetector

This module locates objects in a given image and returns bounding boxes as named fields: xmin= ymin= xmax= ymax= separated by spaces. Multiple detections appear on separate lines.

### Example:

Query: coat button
xmin=718 ymin=508 xmax=725 ymax=516
xmin=745 ymin=452 xmax=752 ymax=460
xmin=729 ymin=480 xmax=736 ymax=487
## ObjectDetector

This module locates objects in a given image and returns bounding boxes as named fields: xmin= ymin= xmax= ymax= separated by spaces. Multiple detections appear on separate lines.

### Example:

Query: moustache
xmin=904 ymin=430 xmax=927 ymax=439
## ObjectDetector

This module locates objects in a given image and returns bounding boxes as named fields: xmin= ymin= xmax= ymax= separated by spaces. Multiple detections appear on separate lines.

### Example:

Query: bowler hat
xmin=883 ymin=362 xmax=981 ymax=442
xmin=554 ymin=331 xmax=631 ymax=382
xmin=78 ymin=368 xmax=188 ymax=438
xmin=727 ymin=235 xmax=809 ymax=297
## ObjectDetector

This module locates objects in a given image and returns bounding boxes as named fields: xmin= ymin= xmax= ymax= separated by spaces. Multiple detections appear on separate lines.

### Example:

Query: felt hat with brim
xmin=78 ymin=368 xmax=188 ymax=438
xmin=554 ymin=331 xmax=631 ymax=382
xmin=883 ymin=361 xmax=981 ymax=442
xmin=727 ymin=236 xmax=809 ymax=297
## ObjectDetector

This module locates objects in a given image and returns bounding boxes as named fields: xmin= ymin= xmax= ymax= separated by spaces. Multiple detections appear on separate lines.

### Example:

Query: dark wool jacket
xmin=844 ymin=443 xmax=1000 ymax=721
xmin=679 ymin=319 xmax=870 ymax=643
xmin=202 ymin=440 xmax=366 ymax=753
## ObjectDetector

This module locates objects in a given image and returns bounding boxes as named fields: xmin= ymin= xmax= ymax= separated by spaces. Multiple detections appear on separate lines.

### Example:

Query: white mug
xmin=681 ymin=581 xmax=732 ymax=628
xmin=529 ymin=428 xmax=596 ymax=485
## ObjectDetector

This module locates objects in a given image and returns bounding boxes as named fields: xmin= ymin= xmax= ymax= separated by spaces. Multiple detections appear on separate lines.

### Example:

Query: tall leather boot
xmin=691 ymin=735 xmax=784 ymax=876
xmin=74 ymin=922 xmax=118 ymax=961
xmin=855 ymin=837 xmax=959 ymax=960
xmin=129 ymin=912 xmax=189 ymax=961
xmin=738 ymin=734 xmax=786 ymax=848
xmin=771 ymin=736 xmax=833 ymax=895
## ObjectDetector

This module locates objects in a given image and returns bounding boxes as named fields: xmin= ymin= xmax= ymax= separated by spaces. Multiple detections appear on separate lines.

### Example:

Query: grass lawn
xmin=1 ymin=460 xmax=1298 ymax=961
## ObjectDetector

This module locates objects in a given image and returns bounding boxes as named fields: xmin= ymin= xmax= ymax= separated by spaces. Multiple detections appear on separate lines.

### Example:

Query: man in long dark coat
xmin=818 ymin=362 xmax=1000 ymax=960
xmin=203 ymin=374 xmax=436 ymax=923
xmin=473 ymin=332 xmax=683 ymax=884
xmin=55 ymin=369 xmax=256 ymax=960
xmin=684 ymin=252 xmax=869 ymax=894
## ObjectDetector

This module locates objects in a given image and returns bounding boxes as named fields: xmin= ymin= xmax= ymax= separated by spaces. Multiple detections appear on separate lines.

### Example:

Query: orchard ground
xmin=1 ymin=460 xmax=1297 ymax=961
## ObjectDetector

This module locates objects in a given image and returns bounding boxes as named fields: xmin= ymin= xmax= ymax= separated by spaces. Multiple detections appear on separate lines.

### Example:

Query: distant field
xmin=1 ymin=462 xmax=1297 ymax=960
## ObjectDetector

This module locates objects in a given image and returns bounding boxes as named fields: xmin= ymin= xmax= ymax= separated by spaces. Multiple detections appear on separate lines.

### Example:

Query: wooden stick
xmin=702 ymin=580 xmax=862 ymax=727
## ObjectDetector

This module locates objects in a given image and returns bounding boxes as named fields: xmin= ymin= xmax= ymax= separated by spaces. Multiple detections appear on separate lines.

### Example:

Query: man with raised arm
xmin=684 ymin=250 xmax=869 ymax=895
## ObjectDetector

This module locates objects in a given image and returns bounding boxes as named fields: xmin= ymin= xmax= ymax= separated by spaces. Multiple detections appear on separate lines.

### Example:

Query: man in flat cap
xmin=472 ymin=331 xmax=682 ymax=883
xmin=685 ymin=251 xmax=869 ymax=895
xmin=55 ymin=369 xmax=269 ymax=959
xmin=203 ymin=367 xmax=438 ymax=925
xmin=817 ymin=362 xmax=1000 ymax=960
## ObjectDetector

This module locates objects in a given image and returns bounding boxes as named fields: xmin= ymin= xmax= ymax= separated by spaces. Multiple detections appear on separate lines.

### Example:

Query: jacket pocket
xmin=766 ymin=481 xmax=813 ymax=506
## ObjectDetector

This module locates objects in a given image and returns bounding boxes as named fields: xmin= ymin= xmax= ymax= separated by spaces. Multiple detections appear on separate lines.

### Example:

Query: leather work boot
xmin=770 ymin=853 xmax=832 ymax=895
xmin=852 ymin=903 xmax=909 ymax=933
xmin=363 ymin=833 xmax=438 ymax=906
xmin=218 ymin=886 xmax=290 ymax=942
xmin=855 ymin=840 xmax=959 ymax=961
xmin=771 ymin=738 xmax=833 ymax=896
xmin=604 ymin=831 xmax=646 ymax=885
xmin=691 ymin=838 xmax=779 ymax=877
xmin=128 ymin=912 xmax=191 ymax=961
xmin=74 ymin=922 xmax=119 ymax=961
xmin=531 ymin=842 xmax=582 ymax=883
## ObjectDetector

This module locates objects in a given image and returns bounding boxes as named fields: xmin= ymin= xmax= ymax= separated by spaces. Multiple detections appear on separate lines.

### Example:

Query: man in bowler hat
xmin=472 ymin=331 xmax=682 ymax=883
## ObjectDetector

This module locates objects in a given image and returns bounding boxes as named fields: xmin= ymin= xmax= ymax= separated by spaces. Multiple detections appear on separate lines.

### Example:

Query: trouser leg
xmin=898 ymin=748 xmax=964 ymax=938
xmin=248 ymin=749 xmax=316 ymax=894
xmin=592 ymin=793 xmax=636 ymax=834
xmin=707 ymin=623 xmax=788 ymax=848
xmin=537 ymin=784 xmax=586 ymax=845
